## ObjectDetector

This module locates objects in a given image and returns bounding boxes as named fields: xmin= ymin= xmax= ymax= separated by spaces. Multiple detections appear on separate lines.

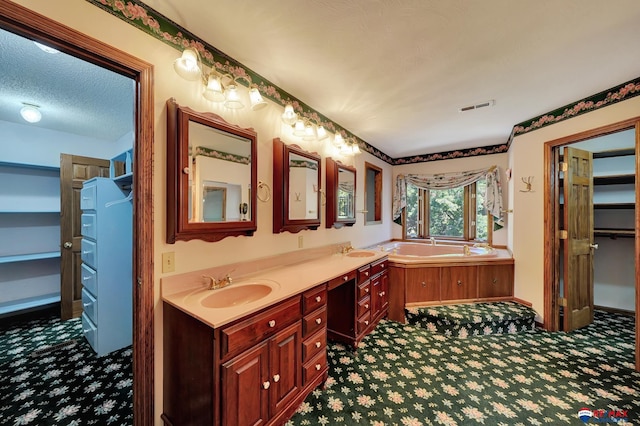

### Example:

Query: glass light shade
xmin=173 ymin=48 xmax=201 ymax=81
xmin=202 ymin=75 xmax=225 ymax=102
xmin=281 ymin=104 xmax=297 ymax=125
xmin=292 ymin=119 xmax=306 ymax=136
xmin=223 ymin=84 xmax=244 ymax=109
xmin=340 ymin=143 xmax=354 ymax=155
xmin=20 ymin=104 xmax=41 ymax=123
xmin=351 ymin=142 xmax=361 ymax=154
xmin=333 ymin=133 xmax=345 ymax=148
xmin=302 ymin=122 xmax=316 ymax=141
xmin=316 ymin=125 xmax=328 ymax=140
xmin=249 ymin=87 xmax=268 ymax=111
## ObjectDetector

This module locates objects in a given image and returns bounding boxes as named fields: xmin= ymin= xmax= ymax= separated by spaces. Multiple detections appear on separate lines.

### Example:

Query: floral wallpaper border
xmin=192 ymin=146 xmax=249 ymax=165
xmin=86 ymin=0 xmax=640 ymax=166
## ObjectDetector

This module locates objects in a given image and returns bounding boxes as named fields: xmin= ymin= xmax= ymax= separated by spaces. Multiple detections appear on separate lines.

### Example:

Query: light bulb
xmin=20 ymin=104 xmax=41 ymax=123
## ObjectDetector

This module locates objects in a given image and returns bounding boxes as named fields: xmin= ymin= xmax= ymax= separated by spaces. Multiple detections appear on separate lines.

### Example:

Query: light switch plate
xmin=162 ymin=252 xmax=175 ymax=273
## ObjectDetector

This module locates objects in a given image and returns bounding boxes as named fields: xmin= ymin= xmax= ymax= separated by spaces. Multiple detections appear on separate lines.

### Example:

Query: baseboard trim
xmin=594 ymin=305 xmax=635 ymax=317
xmin=511 ymin=297 xmax=533 ymax=308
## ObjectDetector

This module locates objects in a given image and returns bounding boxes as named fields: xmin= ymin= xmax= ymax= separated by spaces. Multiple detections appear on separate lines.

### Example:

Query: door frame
xmin=543 ymin=116 xmax=640 ymax=369
xmin=0 ymin=2 xmax=155 ymax=424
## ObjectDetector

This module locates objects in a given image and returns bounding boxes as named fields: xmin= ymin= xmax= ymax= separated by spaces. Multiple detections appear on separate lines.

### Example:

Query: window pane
xmin=405 ymin=184 xmax=419 ymax=238
xmin=476 ymin=179 xmax=488 ymax=241
xmin=429 ymin=187 xmax=463 ymax=237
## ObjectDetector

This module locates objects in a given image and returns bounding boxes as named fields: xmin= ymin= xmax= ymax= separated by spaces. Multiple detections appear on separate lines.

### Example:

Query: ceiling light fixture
xmin=173 ymin=47 xmax=268 ymax=111
xmin=20 ymin=103 xmax=42 ymax=123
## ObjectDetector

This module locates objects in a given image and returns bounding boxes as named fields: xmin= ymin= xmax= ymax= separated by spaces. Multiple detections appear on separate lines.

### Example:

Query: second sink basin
xmin=346 ymin=251 xmax=376 ymax=258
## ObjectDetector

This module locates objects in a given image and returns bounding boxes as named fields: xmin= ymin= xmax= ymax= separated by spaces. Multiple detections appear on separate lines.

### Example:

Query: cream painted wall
xmin=509 ymin=96 xmax=640 ymax=321
xmin=391 ymin=153 xmax=510 ymax=247
xmin=10 ymin=1 xmax=393 ymax=422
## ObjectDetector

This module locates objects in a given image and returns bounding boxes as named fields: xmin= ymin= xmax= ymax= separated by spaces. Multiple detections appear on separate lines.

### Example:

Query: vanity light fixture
xmin=173 ymin=47 xmax=268 ymax=111
xmin=292 ymin=118 xmax=306 ymax=137
xmin=281 ymin=104 xmax=298 ymax=125
xmin=20 ymin=103 xmax=42 ymax=123
xmin=302 ymin=120 xmax=316 ymax=141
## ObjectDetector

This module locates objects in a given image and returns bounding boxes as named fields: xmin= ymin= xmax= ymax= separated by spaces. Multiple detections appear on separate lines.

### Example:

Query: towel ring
xmin=257 ymin=181 xmax=271 ymax=202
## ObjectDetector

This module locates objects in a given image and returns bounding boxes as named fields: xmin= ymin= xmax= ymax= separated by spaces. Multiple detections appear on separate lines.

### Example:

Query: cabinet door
xmin=370 ymin=274 xmax=382 ymax=321
xmin=405 ymin=267 xmax=441 ymax=303
xmin=478 ymin=264 xmax=514 ymax=298
xmin=441 ymin=266 xmax=477 ymax=301
xmin=380 ymin=270 xmax=389 ymax=313
xmin=221 ymin=341 xmax=270 ymax=426
xmin=270 ymin=322 xmax=301 ymax=415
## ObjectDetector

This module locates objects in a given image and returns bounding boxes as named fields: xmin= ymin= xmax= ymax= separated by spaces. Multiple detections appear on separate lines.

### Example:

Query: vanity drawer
xmin=358 ymin=265 xmax=371 ymax=284
xmin=81 ymin=312 xmax=98 ymax=352
xmin=357 ymin=281 xmax=371 ymax=300
xmin=302 ymin=328 xmax=326 ymax=362
xmin=220 ymin=296 xmax=301 ymax=359
xmin=357 ymin=296 xmax=371 ymax=318
xmin=81 ymin=263 xmax=97 ymax=295
xmin=357 ymin=312 xmax=371 ymax=334
xmin=81 ymin=239 xmax=97 ymax=269
xmin=303 ymin=350 xmax=327 ymax=386
xmin=371 ymin=257 xmax=388 ymax=276
xmin=81 ymin=213 xmax=97 ymax=240
xmin=302 ymin=306 xmax=326 ymax=337
xmin=80 ymin=184 xmax=97 ymax=211
xmin=302 ymin=284 xmax=327 ymax=315
xmin=328 ymin=269 xmax=357 ymax=291
xmin=81 ymin=288 xmax=98 ymax=324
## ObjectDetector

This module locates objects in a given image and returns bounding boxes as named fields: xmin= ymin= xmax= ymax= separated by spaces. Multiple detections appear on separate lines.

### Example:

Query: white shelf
xmin=0 ymin=252 xmax=60 ymax=264
xmin=0 ymin=293 xmax=60 ymax=316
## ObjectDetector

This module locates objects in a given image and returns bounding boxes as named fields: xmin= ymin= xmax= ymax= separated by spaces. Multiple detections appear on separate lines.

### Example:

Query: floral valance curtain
xmin=392 ymin=166 xmax=504 ymax=230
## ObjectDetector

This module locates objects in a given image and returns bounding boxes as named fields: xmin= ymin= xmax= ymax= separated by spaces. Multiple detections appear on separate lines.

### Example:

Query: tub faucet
xmin=463 ymin=245 xmax=470 ymax=256
xmin=341 ymin=244 xmax=354 ymax=254
xmin=202 ymin=273 xmax=233 ymax=290
xmin=430 ymin=237 xmax=436 ymax=246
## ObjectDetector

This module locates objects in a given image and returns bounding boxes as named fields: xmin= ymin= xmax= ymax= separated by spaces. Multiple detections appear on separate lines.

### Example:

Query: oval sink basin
xmin=346 ymin=251 xmax=376 ymax=258
xmin=200 ymin=284 xmax=273 ymax=308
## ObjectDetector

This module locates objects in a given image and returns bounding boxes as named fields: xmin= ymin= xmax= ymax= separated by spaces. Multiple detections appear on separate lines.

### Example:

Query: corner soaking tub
xmin=378 ymin=241 xmax=515 ymax=323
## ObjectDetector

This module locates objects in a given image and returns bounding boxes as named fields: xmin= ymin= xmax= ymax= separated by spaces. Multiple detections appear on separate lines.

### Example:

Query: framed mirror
xmin=326 ymin=157 xmax=356 ymax=228
xmin=273 ymin=138 xmax=321 ymax=233
xmin=166 ymin=98 xmax=257 ymax=243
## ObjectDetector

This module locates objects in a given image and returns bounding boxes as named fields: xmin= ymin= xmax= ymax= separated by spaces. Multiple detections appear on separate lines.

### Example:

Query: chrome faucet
xmin=202 ymin=273 xmax=233 ymax=290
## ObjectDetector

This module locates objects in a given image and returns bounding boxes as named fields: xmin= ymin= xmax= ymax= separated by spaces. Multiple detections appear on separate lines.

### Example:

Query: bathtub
xmin=378 ymin=241 xmax=498 ymax=263
xmin=379 ymin=241 xmax=515 ymax=323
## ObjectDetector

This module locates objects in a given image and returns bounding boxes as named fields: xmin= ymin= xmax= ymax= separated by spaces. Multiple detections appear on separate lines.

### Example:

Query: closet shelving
xmin=0 ymin=162 xmax=61 ymax=315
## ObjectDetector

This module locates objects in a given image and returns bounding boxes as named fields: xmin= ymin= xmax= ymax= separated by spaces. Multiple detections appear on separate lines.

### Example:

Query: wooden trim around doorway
xmin=0 ymin=1 xmax=155 ymax=424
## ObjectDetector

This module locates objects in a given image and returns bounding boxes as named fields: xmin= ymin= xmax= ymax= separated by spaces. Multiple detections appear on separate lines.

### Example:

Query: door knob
xmin=63 ymin=242 xmax=73 ymax=249
xmin=590 ymin=243 xmax=599 ymax=250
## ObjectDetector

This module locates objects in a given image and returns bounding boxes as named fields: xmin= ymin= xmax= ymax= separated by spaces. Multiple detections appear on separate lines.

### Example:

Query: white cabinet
xmin=80 ymin=177 xmax=132 ymax=356
xmin=0 ymin=163 xmax=61 ymax=315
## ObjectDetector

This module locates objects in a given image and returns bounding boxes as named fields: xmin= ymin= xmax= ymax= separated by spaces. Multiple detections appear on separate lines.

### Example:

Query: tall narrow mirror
xmin=326 ymin=157 xmax=357 ymax=228
xmin=364 ymin=162 xmax=383 ymax=224
xmin=273 ymin=138 xmax=321 ymax=233
xmin=166 ymin=98 xmax=257 ymax=243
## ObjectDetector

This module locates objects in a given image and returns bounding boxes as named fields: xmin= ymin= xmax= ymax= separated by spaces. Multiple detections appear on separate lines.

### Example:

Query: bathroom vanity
xmin=161 ymin=247 xmax=388 ymax=426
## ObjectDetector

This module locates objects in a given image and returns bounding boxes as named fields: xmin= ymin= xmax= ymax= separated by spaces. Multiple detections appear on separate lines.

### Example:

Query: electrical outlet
xmin=298 ymin=235 xmax=303 ymax=248
xmin=162 ymin=252 xmax=175 ymax=273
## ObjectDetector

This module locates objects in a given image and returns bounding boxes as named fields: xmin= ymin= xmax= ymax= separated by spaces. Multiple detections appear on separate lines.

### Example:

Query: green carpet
xmin=288 ymin=311 xmax=638 ymax=425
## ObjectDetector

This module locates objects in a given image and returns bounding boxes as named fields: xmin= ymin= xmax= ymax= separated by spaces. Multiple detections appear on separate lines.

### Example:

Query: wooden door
xmin=222 ymin=341 xmax=270 ymax=426
xmin=563 ymin=147 xmax=595 ymax=331
xmin=441 ymin=266 xmax=477 ymax=301
xmin=59 ymin=154 xmax=109 ymax=320
xmin=405 ymin=267 xmax=441 ymax=303
xmin=270 ymin=322 xmax=301 ymax=415
xmin=478 ymin=264 xmax=514 ymax=298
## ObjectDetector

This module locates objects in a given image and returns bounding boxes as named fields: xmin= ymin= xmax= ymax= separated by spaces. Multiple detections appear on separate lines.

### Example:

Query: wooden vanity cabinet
xmin=327 ymin=258 xmax=388 ymax=349
xmin=162 ymin=286 xmax=328 ymax=426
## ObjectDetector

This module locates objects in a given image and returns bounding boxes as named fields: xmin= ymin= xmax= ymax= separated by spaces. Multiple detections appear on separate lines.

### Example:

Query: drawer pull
xmin=315 ymin=364 xmax=321 ymax=371
xmin=421 ymin=281 xmax=426 ymax=287
xmin=343 ymin=275 xmax=348 ymax=281
xmin=268 ymin=320 xmax=276 ymax=328
xmin=83 ymin=303 xmax=90 ymax=308
xmin=262 ymin=381 xmax=270 ymax=389
xmin=364 ymin=320 xmax=369 ymax=326
xmin=83 ymin=251 xmax=91 ymax=255
xmin=365 ymin=288 xmax=369 ymax=293
xmin=492 ymin=278 xmax=498 ymax=284
xmin=364 ymin=271 xmax=369 ymax=276
xmin=315 ymin=341 xmax=321 ymax=348
xmin=83 ymin=276 xmax=91 ymax=281
xmin=273 ymin=374 xmax=280 ymax=383
xmin=315 ymin=318 xmax=322 ymax=325
xmin=379 ymin=292 xmax=383 ymax=297
xmin=381 ymin=263 xmax=385 ymax=268
xmin=315 ymin=296 xmax=322 ymax=302
xmin=457 ymin=280 xmax=462 ymax=285
xmin=365 ymin=304 xmax=369 ymax=309
xmin=82 ymin=224 xmax=90 ymax=227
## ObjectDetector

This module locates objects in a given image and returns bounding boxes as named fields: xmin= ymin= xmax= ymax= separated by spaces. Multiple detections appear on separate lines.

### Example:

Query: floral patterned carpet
xmin=288 ymin=310 xmax=638 ymax=425
xmin=0 ymin=311 xmax=133 ymax=425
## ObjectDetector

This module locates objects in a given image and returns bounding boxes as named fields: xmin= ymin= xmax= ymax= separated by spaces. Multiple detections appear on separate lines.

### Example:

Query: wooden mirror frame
xmin=326 ymin=157 xmax=357 ymax=228
xmin=166 ymin=98 xmax=257 ymax=243
xmin=273 ymin=138 xmax=322 ymax=233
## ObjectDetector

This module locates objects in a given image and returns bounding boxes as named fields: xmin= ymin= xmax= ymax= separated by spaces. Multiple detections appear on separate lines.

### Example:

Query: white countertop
xmin=162 ymin=250 xmax=388 ymax=329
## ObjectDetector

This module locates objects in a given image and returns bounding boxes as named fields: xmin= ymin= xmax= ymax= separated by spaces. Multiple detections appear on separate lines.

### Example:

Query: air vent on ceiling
xmin=459 ymin=99 xmax=495 ymax=113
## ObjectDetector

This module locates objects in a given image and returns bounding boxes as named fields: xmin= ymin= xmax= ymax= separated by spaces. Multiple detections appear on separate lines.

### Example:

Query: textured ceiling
xmin=143 ymin=0 xmax=640 ymax=158
xmin=0 ymin=28 xmax=134 ymax=142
